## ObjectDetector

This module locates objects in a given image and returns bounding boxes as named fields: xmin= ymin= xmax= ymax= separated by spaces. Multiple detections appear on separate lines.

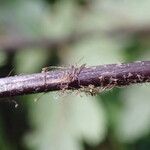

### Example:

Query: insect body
xmin=41 ymin=64 xmax=86 ymax=91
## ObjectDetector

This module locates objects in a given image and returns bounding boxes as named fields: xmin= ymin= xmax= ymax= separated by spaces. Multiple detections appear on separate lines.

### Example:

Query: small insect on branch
xmin=0 ymin=61 xmax=150 ymax=98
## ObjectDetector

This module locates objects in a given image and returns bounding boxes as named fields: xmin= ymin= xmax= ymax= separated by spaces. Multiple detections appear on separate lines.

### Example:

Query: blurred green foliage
xmin=0 ymin=0 xmax=150 ymax=150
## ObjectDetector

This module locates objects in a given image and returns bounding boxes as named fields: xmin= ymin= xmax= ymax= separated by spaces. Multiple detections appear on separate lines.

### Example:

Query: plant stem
xmin=0 ymin=61 xmax=150 ymax=98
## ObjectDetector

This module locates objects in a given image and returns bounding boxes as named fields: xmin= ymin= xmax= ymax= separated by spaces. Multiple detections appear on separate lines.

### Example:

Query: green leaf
xmin=14 ymin=49 xmax=49 ymax=73
xmin=63 ymin=37 xmax=123 ymax=66
xmin=93 ymin=0 xmax=150 ymax=25
xmin=117 ymin=85 xmax=150 ymax=142
xmin=43 ymin=1 xmax=76 ymax=38
xmin=0 ymin=0 xmax=50 ymax=36
xmin=0 ymin=51 xmax=7 ymax=67
xmin=24 ymin=93 xmax=107 ymax=150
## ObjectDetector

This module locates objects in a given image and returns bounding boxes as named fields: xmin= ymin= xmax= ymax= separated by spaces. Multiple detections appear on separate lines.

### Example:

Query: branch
xmin=1 ymin=24 xmax=150 ymax=51
xmin=0 ymin=36 xmax=71 ymax=51
xmin=0 ymin=61 xmax=150 ymax=98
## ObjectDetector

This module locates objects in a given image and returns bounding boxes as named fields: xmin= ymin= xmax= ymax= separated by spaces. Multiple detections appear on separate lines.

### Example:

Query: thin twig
xmin=0 ymin=61 xmax=150 ymax=98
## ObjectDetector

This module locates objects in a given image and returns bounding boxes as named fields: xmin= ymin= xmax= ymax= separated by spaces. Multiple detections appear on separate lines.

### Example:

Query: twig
xmin=0 ymin=61 xmax=150 ymax=98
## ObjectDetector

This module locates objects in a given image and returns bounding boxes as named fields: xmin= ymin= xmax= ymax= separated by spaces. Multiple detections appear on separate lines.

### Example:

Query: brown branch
xmin=1 ymin=25 xmax=150 ymax=51
xmin=0 ymin=36 xmax=72 ymax=51
xmin=0 ymin=61 xmax=150 ymax=98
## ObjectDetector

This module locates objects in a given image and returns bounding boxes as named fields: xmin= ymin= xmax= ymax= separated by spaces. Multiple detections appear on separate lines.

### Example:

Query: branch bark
xmin=0 ymin=61 xmax=150 ymax=98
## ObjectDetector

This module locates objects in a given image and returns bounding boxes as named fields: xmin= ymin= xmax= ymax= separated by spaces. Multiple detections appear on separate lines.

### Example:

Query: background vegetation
xmin=0 ymin=0 xmax=150 ymax=150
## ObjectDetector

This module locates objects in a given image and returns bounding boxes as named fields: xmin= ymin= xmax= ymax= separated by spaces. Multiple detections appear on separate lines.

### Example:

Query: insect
xmin=34 ymin=64 xmax=86 ymax=102
xmin=42 ymin=64 xmax=86 ymax=90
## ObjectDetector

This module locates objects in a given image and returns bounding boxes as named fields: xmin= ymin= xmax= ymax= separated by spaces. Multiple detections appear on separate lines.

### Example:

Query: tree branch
xmin=0 ymin=61 xmax=150 ymax=98
xmin=1 ymin=24 xmax=150 ymax=51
